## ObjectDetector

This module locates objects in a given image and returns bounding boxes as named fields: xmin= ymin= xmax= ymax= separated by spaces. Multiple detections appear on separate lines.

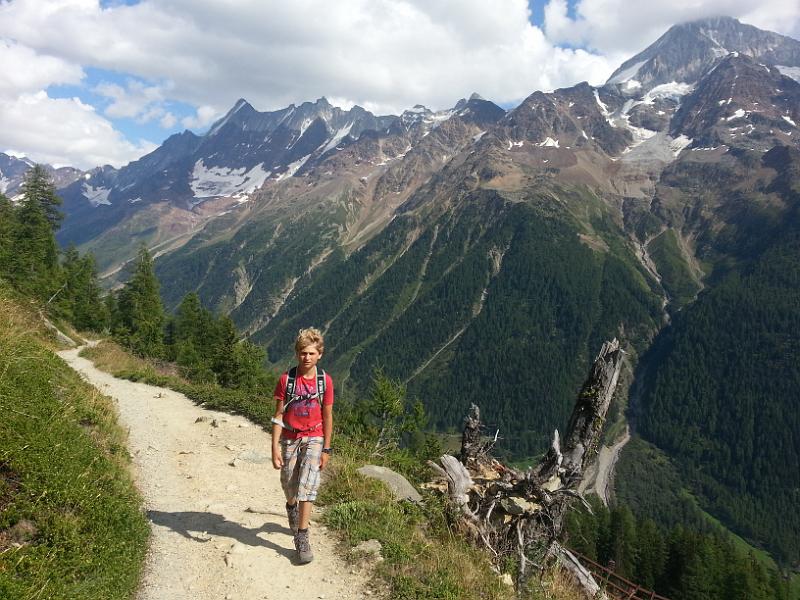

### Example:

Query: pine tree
xmin=634 ymin=518 xmax=667 ymax=591
xmin=12 ymin=175 xmax=60 ymax=299
xmin=117 ymin=245 xmax=165 ymax=357
xmin=0 ymin=193 xmax=15 ymax=278
xmin=212 ymin=315 xmax=239 ymax=388
xmin=608 ymin=505 xmax=638 ymax=578
xmin=61 ymin=246 xmax=106 ymax=331
xmin=21 ymin=164 xmax=63 ymax=231
xmin=174 ymin=292 xmax=203 ymax=346
xmin=230 ymin=340 xmax=268 ymax=391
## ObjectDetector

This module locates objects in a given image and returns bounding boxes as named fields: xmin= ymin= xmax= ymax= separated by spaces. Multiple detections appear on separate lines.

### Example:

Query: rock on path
xmin=58 ymin=347 xmax=368 ymax=600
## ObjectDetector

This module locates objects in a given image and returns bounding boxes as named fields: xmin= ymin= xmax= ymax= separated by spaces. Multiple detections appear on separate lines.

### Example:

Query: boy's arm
xmin=320 ymin=403 xmax=333 ymax=470
xmin=271 ymin=397 xmax=284 ymax=470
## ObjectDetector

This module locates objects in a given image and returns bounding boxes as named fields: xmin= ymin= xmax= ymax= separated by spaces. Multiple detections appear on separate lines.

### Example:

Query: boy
xmin=271 ymin=327 xmax=334 ymax=564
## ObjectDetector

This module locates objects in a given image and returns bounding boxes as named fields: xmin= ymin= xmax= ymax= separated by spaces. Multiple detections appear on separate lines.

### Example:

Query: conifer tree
xmin=0 ymin=194 xmax=15 ymax=277
xmin=12 ymin=170 xmax=61 ymax=299
xmin=21 ymin=164 xmax=63 ymax=231
xmin=230 ymin=340 xmax=268 ymax=391
xmin=174 ymin=292 xmax=203 ymax=345
xmin=212 ymin=315 xmax=239 ymax=388
xmin=117 ymin=245 xmax=165 ymax=357
xmin=61 ymin=246 xmax=106 ymax=331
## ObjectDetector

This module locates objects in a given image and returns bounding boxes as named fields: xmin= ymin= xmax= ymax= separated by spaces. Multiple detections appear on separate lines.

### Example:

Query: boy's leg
xmin=298 ymin=500 xmax=312 ymax=530
xmin=280 ymin=439 xmax=302 ymax=532
xmin=293 ymin=437 xmax=323 ymax=564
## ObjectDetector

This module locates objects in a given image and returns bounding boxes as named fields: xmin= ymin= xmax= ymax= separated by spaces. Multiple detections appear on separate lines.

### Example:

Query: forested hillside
xmin=251 ymin=187 xmax=662 ymax=457
xmin=633 ymin=147 xmax=800 ymax=565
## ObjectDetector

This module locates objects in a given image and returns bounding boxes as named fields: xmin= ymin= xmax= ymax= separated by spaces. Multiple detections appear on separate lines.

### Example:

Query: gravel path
xmin=57 ymin=347 xmax=369 ymax=600
xmin=578 ymin=425 xmax=631 ymax=506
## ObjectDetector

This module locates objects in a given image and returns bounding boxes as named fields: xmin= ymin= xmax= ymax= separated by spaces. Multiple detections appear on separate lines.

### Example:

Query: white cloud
xmin=0 ymin=39 xmax=84 ymax=98
xmin=181 ymin=105 xmax=221 ymax=130
xmin=0 ymin=0 xmax=798 ymax=169
xmin=94 ymin=79 xmax=168 ymax=120
xmin=544 ymin=0 xmax=800 ymax=58
xmin=0 ymin=0 xmax=618 ymax=117
xmin=159 ymin=112 xmax=177 ymax=129
xmin=0 ymin=91 xmax=156 ymax=169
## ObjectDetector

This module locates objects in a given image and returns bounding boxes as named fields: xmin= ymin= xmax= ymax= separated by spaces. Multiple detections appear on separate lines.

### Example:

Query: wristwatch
xmin=321 ymin=447 xmax=333 ymax=455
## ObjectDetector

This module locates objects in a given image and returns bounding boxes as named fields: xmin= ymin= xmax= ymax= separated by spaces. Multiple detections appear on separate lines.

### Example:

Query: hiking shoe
xmin=294 ymin=528 xmax=313 ymax=564
xmin=286 ymin=503 xmax=299 ymax=533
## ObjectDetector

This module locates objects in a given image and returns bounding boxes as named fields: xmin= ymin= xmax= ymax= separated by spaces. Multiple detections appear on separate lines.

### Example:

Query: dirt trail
xmin=57 ymin=346 xmax=368 ymax=600
xmin=578 ymin=426 xmax=631 ymax=506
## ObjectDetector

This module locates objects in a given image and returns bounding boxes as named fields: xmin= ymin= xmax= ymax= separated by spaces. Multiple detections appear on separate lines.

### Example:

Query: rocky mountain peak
xmin=670 ymin=52 xmax=800 ymax=148
xmin=607 ymin=16 xmax=800 ymax=94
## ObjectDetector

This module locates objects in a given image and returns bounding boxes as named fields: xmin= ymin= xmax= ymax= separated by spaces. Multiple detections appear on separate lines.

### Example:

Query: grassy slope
xmin=0 ymin=285 xmax=148 ymax=599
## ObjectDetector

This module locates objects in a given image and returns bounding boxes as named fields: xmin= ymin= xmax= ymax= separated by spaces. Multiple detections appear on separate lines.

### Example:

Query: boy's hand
xmin=320 ymin=452 xmax=330 ymax=470
xmin=272 ymin=450 xmax=283 ymax=470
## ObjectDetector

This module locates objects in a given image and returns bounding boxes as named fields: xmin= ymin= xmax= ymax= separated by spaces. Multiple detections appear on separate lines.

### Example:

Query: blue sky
xmin=1 ymin=0 xmax=798 ymax=169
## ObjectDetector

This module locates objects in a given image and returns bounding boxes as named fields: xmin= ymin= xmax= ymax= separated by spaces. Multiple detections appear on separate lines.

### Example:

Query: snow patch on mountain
xmin=783 ymin=115 xmax=798 ymax=127
xmin=725 ymin=109 xmax=747 ymax=121
xmin=82 ymin=183 xmax=112 ymax=206
xmin=669 ymin=135 xmax=693 ymax=156
xmin=539 ymin=137 xmax=560 ymax=148
xmin=0 ymin=176 xmax=9 ymax=194
xmin=699 ymin=28 xmax=729 ymax=57
xmin=776 ymin=65 xmax=800 ymax=83
xmin=608 ymin=60 xmax=646 ymax=85
xmin=190 ymin=160 xmax=271 ymax=199
xmin=593 ymin=90 xmax=613 ymax=125
xmin=321 ymin=122 xmax=354 ymax=155
xmin=298 ymin=118 xmax=315 ymax=138
xmin=643 ymin=82 xmax=693 ymax=104
xmin=208 ymin=99 xmax=248 ymax=137
xmin=276 ymin=155 xmax=311 ymax=181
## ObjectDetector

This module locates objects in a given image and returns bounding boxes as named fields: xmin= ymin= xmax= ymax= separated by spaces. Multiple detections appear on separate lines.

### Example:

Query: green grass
xmin=647 ymin=229 xmax=701 ymax=307
xmin=0 ymin=287 xmax=148 ymax=599
xmin=318 ymin=444 xmax=514 ymax=600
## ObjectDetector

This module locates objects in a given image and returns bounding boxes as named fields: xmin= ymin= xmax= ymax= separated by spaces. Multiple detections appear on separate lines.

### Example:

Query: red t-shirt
xmin=273 ymin=369 xmax=334 ymax=440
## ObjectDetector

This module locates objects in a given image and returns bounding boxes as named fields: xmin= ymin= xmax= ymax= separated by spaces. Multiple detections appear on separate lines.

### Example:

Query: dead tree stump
xmin=428 ymin=339 xmax=624 ymax=593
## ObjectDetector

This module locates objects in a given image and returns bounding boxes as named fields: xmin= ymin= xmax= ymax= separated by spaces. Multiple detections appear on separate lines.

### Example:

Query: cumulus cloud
xmin=181 ymin=105 xmax=221 ymax=130
xmin=94 ymin=79 xmax=169 ymax=120
xmin=0 ymin=91 xmax=156 ymax=169
xmin=0 ymin=39 xmax=84 ymax=98
xmin=544 ymin=0 xmax=800 ymax=57
xmin=0 ymin=0 xmax=617 ymax=118
xmin=159 ymin=112 xmax=177 ymax=129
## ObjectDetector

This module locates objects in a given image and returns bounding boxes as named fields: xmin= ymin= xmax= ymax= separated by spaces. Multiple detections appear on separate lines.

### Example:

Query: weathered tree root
xmin=428 ymin=339 xmax=623 ymax=596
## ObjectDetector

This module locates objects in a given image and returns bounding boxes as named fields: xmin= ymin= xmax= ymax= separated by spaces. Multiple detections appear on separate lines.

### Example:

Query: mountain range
xmin=6 ymin=15 xmax=800 ymax=572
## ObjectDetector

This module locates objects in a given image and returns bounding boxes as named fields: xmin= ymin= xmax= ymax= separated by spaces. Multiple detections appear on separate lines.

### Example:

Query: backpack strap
xmin=316 ymin=368 xmax=326 ymax=407
xmin=286 ymin=366 xmax=297 ymax=401
xmin=280 ymin=366 xmax=298 ymax=415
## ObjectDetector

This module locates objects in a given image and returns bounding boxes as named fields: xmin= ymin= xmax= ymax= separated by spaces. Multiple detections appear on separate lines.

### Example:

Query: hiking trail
xmin=57 ymin=346 xmax=370 ymax=600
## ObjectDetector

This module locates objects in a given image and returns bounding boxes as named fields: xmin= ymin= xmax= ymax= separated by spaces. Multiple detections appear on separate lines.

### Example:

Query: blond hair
xmin=295 ymin=327 xmax=324 ymax=354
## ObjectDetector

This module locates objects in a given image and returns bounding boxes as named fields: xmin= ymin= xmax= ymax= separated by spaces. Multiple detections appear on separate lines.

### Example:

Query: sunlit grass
xmin=0 ymin=285 xmax=148 ymax=599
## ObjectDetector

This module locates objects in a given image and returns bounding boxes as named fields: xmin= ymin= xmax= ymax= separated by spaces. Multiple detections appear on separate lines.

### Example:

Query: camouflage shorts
xmin=280 ymin=436 xmax=323 ymax=502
